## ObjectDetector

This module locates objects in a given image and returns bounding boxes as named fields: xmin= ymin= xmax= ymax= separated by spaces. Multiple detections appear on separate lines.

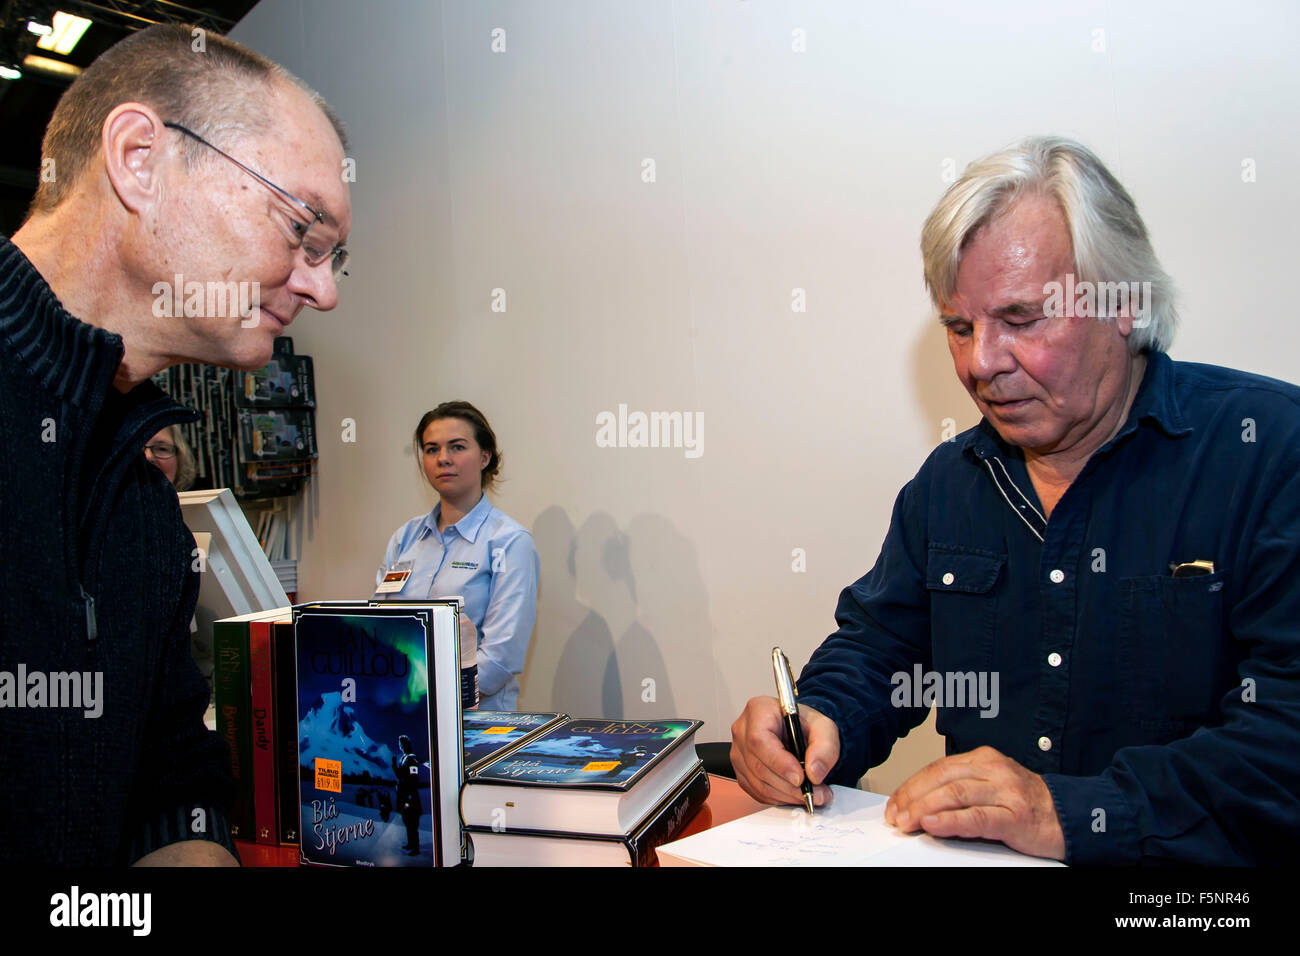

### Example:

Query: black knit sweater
xmin=0 ymin=234 xmax=237 ymax=864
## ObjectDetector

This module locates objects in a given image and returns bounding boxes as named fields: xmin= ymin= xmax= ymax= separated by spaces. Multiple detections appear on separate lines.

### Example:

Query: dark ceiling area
xmin=0 ymin=0 xmax=259 ymax=235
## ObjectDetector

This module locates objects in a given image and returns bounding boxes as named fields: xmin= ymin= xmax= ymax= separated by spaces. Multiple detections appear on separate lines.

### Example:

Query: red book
xmin=249 ymin=619 xmax=278 ymax=845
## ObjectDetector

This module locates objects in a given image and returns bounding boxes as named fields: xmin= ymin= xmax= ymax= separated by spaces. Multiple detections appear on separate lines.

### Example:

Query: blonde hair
xmin=168 ymin=425 xmax=197 ymax=492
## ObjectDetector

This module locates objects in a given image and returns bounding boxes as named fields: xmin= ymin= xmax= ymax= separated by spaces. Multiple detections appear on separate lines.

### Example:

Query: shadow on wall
xmin=521 ymin=505 xmax=717 ymax=723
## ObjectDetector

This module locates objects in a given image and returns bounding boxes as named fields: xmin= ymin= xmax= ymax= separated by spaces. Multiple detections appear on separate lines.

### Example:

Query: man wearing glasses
xmin=0 ymin=24 xmax=350 ymax=865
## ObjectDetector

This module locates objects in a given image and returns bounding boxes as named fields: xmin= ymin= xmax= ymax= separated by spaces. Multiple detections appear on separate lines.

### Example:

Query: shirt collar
xmin=1121 ymin=349 xmax=1191 ymax=440
xmin=961 ymin=350 xmax=1191 ymax=462
xmin=421 ymin=492 xmax=493 ymax=543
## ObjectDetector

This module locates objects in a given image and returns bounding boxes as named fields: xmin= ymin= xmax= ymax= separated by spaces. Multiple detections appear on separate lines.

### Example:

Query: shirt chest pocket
xmin=925 ymin=545 xmax=1004 ymax=673
xmin=1117 ymin=571 xmax=1232 ymax=731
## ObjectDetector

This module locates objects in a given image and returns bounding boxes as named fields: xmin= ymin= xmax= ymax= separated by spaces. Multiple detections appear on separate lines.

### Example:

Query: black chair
xmin=695 ymin=741 xmax=736 ymax=779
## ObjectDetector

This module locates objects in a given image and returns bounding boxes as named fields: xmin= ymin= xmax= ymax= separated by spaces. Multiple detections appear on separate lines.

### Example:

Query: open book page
xmin=657 ymin=786 xmax=1065 ymax=867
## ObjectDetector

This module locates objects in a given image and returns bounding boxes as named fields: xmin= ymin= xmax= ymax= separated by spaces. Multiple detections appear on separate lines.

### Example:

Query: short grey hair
xmin=920 ymin=136 xmax=1177 ymax=353
xmin=31 ymin=23 xmax=347 ymax=215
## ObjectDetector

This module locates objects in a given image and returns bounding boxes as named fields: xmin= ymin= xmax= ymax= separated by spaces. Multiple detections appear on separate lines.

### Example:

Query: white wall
xmin=232 ymin=0 xmax=1300 ymax=783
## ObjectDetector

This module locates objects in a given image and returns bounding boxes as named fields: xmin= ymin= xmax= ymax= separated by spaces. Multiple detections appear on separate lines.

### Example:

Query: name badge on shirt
xmin=376 ymin=561 xmax=414 ymax=594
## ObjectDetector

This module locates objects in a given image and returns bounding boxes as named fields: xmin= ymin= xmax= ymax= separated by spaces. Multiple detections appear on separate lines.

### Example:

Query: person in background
xmin=376 ymin=401 xmax=539 ymax=712
xmin=144 ymin=425 xmax=196 ymax=491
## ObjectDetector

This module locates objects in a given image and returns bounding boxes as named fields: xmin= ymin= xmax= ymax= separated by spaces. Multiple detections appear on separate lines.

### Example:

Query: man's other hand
xmin=885 ymin=745 xmax=1065 ymax=860
xmin=730 ymin=697 xmax=839 ymax=808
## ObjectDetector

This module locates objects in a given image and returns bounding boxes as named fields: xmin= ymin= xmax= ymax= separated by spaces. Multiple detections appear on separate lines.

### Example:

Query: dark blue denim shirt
xmin=798 ymin=351 xmax=1300 ymax=865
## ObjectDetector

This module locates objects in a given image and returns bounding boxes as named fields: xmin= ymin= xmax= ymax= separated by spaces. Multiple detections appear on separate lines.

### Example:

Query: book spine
xmin=272 ymin=621 xmax=300 ymax=846
xmin=213 ymin=619 xmax=253 ymax=840
xmin=429 ymin=605 xmax=464 ymax=865
xmin=249 ymin=621 xmax=276 ymax=845
xmin=626 ymin=764 xmax=711 ymax=867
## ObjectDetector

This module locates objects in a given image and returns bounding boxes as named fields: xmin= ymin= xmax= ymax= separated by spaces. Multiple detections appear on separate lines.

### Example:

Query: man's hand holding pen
xmin=730 ymin=696 xmax=840 ymax=809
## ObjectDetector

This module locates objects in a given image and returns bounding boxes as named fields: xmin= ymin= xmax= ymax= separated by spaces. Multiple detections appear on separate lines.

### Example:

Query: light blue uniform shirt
xmin=375 ymin=494 xmax=539 ymax=711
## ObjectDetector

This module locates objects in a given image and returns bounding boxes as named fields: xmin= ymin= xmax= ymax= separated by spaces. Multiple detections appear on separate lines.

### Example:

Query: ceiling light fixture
xmin=36 ymin=11 xmax=92 ymax=56
xmin=23 ymin=53 xmax=81 ymax=78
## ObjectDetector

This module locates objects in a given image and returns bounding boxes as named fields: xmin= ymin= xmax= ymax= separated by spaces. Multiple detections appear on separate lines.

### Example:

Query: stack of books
xmin=212 ymin=607 xmax=297 ymax=848
xmin=215 ymin=602 xmax=708 ymax=868
xmin=460 ymin=714 xmax=708 ymax=866
xmin=213 ymin=600 xmax=464 ymax=866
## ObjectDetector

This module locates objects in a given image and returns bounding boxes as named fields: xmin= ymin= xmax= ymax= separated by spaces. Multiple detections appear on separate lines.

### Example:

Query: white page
xmin=657 ymin=786 xmax=1064 ymax=867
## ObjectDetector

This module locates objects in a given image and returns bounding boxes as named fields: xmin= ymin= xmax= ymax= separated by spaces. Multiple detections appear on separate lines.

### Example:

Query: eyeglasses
xmin=144 ymin=442 xmax=177 ymax=461
xmin=163 ymin=121 xmax=349 ymax=277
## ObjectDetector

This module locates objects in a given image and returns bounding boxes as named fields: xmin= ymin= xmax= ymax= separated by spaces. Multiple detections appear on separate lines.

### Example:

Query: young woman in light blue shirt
xmin=375 ymin=401 xmax=539 ymax=711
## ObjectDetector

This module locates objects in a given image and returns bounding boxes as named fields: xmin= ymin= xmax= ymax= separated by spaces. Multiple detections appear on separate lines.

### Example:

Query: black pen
xmin=772 ymin=646 xmax=815 ymax=814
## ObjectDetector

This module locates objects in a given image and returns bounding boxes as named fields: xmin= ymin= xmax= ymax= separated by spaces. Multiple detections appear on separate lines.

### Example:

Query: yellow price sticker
xmin=582 ymin=760 xmax=619 ymax=772
xmin=483 ymin=726 xmax=516 ymax=734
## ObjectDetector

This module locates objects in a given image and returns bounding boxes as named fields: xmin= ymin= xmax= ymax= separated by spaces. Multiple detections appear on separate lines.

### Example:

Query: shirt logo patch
xmin=449 ymin=561 xmax=479 ymax=570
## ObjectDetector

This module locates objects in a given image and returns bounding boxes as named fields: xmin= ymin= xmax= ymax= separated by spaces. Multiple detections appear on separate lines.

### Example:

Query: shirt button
xmin=1038 ymin=736 xmax=1052 ymax=751
xmin=1048 ymin=652 xmax=1062 ymax=667
xmin=942 ymin=572 xmax=955 ymax=586
xmin=1049 ymin=569 xmax=1065 ymax=584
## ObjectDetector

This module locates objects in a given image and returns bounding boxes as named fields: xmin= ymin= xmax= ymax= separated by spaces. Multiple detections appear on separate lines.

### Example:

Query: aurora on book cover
xmin=473 ymin=719 xmax=698 ymax=788
xmin=295 ymin=610 xmax=436 ymax=866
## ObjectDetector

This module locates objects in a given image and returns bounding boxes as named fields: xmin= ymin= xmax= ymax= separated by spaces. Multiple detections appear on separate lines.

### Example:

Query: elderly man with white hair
xmin=731 ymin=136 xmax=1300 ymax=865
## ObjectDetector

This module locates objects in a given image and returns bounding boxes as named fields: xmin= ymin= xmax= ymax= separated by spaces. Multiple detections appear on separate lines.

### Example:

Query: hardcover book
xmin=249 ymin=617 xmax=278 ymax=845
xmin=212 ymin=614 xmax=250 ymax=840
xmin=294 ymin=602 xmax=463 ymax=866
xmin=461 ymin=718 xmax=703 ymax=835
xmin=272 ymin=620 xmax=300 ymax=845
xmin=468 ymin=761 xmax=710 ymax=866
xmin=462 ymin=711 xmax=568 ymax=775
xmin=213 ymin=607 xmax=292 ymax=840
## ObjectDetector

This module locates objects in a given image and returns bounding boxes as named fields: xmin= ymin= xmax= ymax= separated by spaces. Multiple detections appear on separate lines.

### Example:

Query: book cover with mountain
xmin=471 ymin=719 xmax=702 ymax=789
xmin=463 ymin=711 xmax=567 ymax=775
xmin=294 ymin=607 xmax=441 ymax=867
xmin=461 ymin=718 xmax=704 ymax=835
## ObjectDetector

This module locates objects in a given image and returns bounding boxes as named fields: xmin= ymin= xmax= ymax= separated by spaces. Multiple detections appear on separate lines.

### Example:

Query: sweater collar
xmin=0 ymin=233 xmax=123 ymax=408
